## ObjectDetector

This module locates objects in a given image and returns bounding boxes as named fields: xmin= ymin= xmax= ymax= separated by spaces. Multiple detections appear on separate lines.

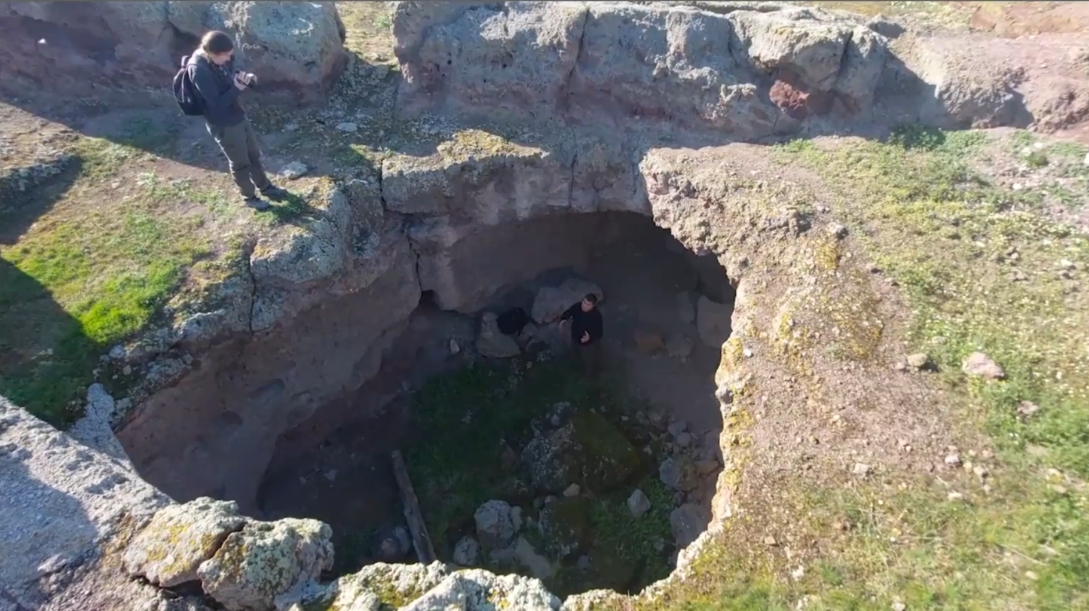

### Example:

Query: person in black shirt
xmin=559 ymin=293 xmax=604 ymax=378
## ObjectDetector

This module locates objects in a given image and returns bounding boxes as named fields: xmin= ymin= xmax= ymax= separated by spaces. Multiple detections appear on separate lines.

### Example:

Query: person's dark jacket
xmin=187 ymin=52 xmax=246 ymax=127
xmin=560 ymin=303 xmax=603 ymax=346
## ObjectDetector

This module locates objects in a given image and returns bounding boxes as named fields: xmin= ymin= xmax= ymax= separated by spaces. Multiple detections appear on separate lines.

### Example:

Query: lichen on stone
xmin=291 ymin=562 xmax=450 ymax=611
xmin=197 ymin=518 xmax=333 ymax=611
xmin=123 ymin=497 xmax=246 ymax=588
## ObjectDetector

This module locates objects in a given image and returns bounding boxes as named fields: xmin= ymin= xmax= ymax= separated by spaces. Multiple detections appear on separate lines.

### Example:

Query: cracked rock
xmin=124 ymin=497 xmax=246 ymax=587
xmin=196 ymin=518 xmax=333 ymax=611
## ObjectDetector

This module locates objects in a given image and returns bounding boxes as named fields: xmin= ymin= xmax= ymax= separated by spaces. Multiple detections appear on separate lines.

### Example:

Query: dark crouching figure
xmin=559 ymin=293 xmax=604 ymax=377
xmin=184 ymin=31 xmax=287 ymax=210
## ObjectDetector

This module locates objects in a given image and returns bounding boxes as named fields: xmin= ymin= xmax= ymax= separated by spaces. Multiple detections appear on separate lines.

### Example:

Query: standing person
xmin=559 ymin=293 xmax=604 ymax=378
xmin=187 ymin=31 xmax=287 ymax=211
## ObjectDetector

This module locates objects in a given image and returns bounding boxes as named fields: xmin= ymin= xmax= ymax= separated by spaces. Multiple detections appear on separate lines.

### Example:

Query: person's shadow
xmin=0 ymin=259 xmax=100 ymax=427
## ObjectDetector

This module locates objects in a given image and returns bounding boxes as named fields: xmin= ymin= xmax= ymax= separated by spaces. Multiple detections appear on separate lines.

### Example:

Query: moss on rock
xmin=197 ymin=518 xmax=333 ymax=611
xmin=123 ymin=497 xmax=246 ymax=587
xmin=535 ymin=498 xmax=591 ymax=560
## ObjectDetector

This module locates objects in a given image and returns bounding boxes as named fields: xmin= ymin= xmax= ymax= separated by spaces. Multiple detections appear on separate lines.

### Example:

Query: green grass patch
xmin=761 ymin=128 xmax=1089 ymax=610
xmin=407 ymin=358 xmax=601 ymax=552
xmin=587 ymin=477 xmax=675 ymax=588
xmin=407 ymin=355 xmax=678 ymax=595
xmin=0 ymin=160 xmax=213 ymax=425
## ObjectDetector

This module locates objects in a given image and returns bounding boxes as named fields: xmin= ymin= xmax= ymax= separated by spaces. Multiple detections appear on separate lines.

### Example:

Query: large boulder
xmin=124 ymin=497 xmax=246 ymax=587
xmin=400 ymin=2 xmax=586 ymax=119
xmin=401 ymin=569 xmax=560 ymax=611
xmin=535 ymin=497 xmax=590 ymax=559
xmin=474 ymin=500 xmax=517 ymax=549
xmin=0 ymin=1 xmax=346 ymax=103
xmin=522 ymin=411 xmax=640 ymax=494
xmin=570 ymin=3 xmax=776 ymax=136
xmin=531 ymin=279 xmax=604 ymax=324
xmin=293 ymin=562 xmax=450 ymax=611
xmin=197 ymin=518 xmax=333 ymax=611
xmin=195 ymin=2 xmax=348 ymax=102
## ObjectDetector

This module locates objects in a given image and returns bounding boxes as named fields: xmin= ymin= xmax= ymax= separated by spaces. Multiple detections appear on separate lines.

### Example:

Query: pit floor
xmin=258 ymin=223 xmax=731 ymax=578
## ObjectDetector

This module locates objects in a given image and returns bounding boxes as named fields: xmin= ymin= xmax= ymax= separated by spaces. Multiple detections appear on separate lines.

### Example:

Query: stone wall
xmin=0 ymin=1 xmax=347 ymax=104
xmin=391 ymin=1 xmax=1089 ymax=138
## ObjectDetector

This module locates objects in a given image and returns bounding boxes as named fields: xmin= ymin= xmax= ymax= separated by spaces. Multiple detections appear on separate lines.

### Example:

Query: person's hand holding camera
xmin=233 ymin=71 xmax=256 ymax=90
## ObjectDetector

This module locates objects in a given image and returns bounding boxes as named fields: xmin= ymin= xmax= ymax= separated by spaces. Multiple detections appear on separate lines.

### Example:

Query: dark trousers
xmin=577 ymin=341 xmax=602 ymax=378
xmin=207 ymin=119 xmax=271 ymax=198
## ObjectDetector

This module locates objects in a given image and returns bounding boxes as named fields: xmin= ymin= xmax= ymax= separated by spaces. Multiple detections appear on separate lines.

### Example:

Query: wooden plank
xmin=390 ymin=449 xmax=437 ymax=564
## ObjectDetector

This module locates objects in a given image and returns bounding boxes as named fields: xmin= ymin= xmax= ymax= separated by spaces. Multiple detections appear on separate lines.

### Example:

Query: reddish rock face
xmin=769 ymin=79 xmax=811 ymax=120
xmin=769 ymin=77 xmax=834 ymax=120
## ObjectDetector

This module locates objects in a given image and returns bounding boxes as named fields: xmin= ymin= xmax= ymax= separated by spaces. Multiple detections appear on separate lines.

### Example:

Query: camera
xmin=234 ymin=71 xmax=258 ymax=89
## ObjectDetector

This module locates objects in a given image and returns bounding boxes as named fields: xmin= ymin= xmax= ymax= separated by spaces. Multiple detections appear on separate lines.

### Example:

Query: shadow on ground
xmin=0 ymin=157 xmax=83 ymax=246
xmin=0 ymin=258 xmax=99 ymax=426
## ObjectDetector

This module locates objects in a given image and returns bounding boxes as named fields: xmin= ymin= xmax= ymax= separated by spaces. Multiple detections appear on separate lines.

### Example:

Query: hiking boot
xmin=261 ymin=185 xmax=289 ymax=201
xmin=243 ymin=195 xmax=271 ymax=211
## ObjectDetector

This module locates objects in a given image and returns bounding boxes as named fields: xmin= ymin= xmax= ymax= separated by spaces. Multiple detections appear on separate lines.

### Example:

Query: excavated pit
xmin=117 ymin=210 xmax=734 ymax=595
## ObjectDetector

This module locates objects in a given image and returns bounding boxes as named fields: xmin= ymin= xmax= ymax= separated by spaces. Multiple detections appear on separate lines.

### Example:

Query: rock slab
xmin=124 ymin=497 xmax=246 ymax=587
xmin=474 ymin=500 xmax=516 ymax=549
xmin=197 ymin=518 xmax=333 ymax=611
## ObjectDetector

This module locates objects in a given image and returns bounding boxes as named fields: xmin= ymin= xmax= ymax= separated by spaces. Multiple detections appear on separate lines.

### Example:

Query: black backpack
xmin=173 ymin=56 xmax=204 ymax=116
xmin=497 ymin=307 xmax=530 ymax=335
